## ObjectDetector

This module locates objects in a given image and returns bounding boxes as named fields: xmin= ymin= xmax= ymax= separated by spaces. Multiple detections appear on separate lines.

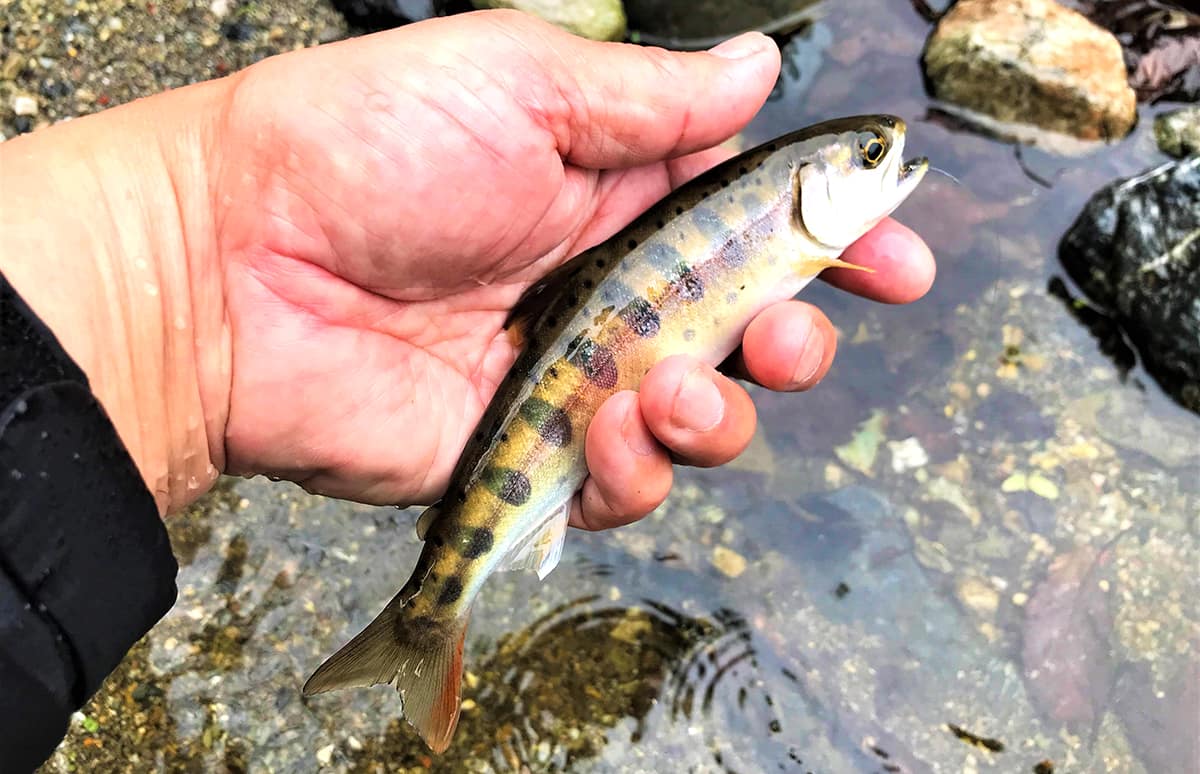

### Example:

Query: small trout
xmin=302 ymin=115 xmax=929 ymax=752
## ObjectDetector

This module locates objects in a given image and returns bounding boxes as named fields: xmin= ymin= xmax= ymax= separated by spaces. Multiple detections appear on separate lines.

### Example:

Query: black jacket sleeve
xmin=0 ymin=272 xmax=178 ymax=773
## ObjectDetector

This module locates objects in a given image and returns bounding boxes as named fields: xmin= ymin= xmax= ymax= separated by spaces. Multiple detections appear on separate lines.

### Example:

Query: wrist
xmin=0 ymin=77 xmax=235 ymax=514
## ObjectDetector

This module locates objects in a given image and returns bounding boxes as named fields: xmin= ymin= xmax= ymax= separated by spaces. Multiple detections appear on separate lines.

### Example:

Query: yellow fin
xmin=792 ymin=254 xmax=877 ymax=277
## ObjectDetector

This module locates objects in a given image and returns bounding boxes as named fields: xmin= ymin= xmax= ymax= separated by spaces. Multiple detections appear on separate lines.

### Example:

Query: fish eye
xmin=859 ymin=132 xmax=887 ymax=168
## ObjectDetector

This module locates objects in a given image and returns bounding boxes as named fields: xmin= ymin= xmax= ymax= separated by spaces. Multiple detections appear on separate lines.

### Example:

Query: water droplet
xmin=144 ymin=282 xmax=159 ymax=297
xmin=39 ymin=430 xmax=48 ymax=440
xmin=14 ymin=399 xmax=27 ymax=414
xmin=9 ymin=469 xmax=22 ymax=480
xmin=187 ymin=476 xmax=199 ymax=490
xmin=174 ymin=315 xmax=187 ymax=330
xmin=135 ymin=258 xmax=148 ymax=271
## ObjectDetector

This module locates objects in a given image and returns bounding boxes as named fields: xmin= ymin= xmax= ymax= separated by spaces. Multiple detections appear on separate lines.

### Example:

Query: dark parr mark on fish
xmin=642 ymin=241 xmax=683 ymax=274
xmin=570 ymin=339 xmax=619 ymax=389
xmin=671 ymin=264 xmax=705 ymax=301
xmin=461 ymin=527 xmax=494 ymax=559
xmin=618 ymin=297 xmax=661 ymax=338
xmin=483 ymin=467 xmax=531 ymax=506
xmin=690 ymin=207 xmax=728 ymax=240
xmin=519 ymin=397 xmax=572 ymax=447
xmin=436 ymin=577 xmax=463 ymax=605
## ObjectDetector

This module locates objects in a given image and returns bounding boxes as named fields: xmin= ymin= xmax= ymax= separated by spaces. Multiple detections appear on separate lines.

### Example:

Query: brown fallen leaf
xmin=1021 ymin=546 xmax=1116 ymax=733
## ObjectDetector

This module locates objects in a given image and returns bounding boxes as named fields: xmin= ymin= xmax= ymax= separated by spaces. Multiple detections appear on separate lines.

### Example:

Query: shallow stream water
xmin=37 ymin=1 xmax=1199 ymax=772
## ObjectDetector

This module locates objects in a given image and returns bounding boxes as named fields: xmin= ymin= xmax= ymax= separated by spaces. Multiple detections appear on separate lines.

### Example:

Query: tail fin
xmin=302 ymin=599 xmax=468 ymax=754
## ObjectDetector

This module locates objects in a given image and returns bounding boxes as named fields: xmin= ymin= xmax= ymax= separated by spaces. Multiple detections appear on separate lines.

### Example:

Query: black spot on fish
xmin=619 ymin=297 xmax=661 ymax=338
xmin=671 ymin=264 xmax=705 ymax=301
xmin=656 ymin=218 xmax=665 ymax=229
xmin=720 ymin=179 xmax=730 ymax=188
xmin=500 ymin=433 xmax=509 ymax=442
xmin=548 ymin=367 xmax=559 ymax=379
xmin=462 ymin=527 xmax=494 ymax=559
xmin=627 ymin=239 xmax=638 ymax=250
xmin=738 ymin=166 xmax=748 ymax=175
xmin=595 ymin=258 xmax=605 ymax=268
xmin=675 ymin=206 xmax=684 ymax=215
xmin=582 ymin=279 xmax=594 ymax=289
xmin=546 ymin=316 xmax=557 ymax=328
xmin=437 ymin=577 xmax=463 ymax=605
xmin=519 ymin=398 xmax=573 ymax=447
xmin=570 ymin=339 xmax=619 ymax=389
xmin=482 ymin=467 xmax=531 ymax=506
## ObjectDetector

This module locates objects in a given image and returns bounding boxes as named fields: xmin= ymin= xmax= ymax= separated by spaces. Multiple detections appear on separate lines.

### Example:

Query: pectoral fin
xmin=495 ymin=499 xmax=571 ymax=580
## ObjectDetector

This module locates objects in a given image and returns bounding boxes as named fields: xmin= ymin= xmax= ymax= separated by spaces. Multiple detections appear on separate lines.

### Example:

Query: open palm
xmin=205 ymin=11 xmax=934 ymax=526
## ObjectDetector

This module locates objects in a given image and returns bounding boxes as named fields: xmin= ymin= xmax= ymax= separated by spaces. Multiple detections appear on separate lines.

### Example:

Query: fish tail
xmin=302 ymin=595 xmax=469 ymax=754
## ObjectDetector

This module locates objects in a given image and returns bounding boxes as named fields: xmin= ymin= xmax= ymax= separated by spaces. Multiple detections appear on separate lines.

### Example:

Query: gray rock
xmin=1154 ymin=106 xmax=1200 ymax=159
xmin=922 ymin=0 xmax=1137 ymax=141
xmin=1058 ymin=157 xmax=1200 ymax=413
xmin=624 ymin=0 xmax=820 ymax=50
xmin=472 ymin=0 xmax=626 ymax=41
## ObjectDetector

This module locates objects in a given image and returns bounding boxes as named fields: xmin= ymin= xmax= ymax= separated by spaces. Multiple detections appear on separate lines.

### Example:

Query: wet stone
xmin=922 ymin=0 xmax=1137 ymax=140
xmin=1058 ymin=157 xmax=1200 ymax=413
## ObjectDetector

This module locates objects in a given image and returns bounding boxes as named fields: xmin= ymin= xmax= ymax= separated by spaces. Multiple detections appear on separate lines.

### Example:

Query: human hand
xmin=0 ymin=10 xmax=934 ymax=522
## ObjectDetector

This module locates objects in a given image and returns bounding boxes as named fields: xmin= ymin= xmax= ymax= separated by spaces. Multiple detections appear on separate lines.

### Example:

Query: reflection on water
xmin=349 ymin=596 xmax=792 ymax=772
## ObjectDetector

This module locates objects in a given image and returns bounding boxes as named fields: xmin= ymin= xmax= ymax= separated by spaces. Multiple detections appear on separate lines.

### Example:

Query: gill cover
xmin=796 ymin=119 xmax=921 ymax=250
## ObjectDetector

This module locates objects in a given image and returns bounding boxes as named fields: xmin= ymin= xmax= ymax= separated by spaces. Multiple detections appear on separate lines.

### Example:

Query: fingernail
xmin=622 ymin=405 xmax=657 ymax=457
xmin=673 ymin=367 xmax=725 ymax=432
xmin=788 ymin=318 xmax=823 ymax=389
xmin=708 ymin=32 xmax=770 ymax=60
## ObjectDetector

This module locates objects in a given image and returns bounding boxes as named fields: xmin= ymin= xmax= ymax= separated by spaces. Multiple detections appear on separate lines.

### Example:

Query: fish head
xmin=781 ymin=115 xmax=928 ymax=251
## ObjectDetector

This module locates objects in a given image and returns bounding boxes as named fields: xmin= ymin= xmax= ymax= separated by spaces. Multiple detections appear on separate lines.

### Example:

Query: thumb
xmin=466 ymin=10 xmax=782 ymax=169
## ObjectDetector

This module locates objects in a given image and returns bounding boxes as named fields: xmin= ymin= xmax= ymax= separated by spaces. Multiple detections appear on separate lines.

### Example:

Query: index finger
xmin=821 ymin=218 xmax=936 ymax=304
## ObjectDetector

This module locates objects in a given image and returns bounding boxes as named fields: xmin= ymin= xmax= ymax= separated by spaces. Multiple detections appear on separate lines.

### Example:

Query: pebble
xmin=957 ymin=576 xmax=1000 ymax=615
xmin=888 ymin=437 xmax=929 ymax=473
xmin=13 ymin=95 xmax=38 ymax=116
xmin=711 ymin=545 xmax=747 ymax=578
xmin=315 ymin=743 xmax=335 ymax=766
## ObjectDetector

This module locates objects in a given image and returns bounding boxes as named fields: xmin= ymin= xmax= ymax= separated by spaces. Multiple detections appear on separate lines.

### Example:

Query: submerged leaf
xmin=1021 ymin=546 xmax=1115 ymax=733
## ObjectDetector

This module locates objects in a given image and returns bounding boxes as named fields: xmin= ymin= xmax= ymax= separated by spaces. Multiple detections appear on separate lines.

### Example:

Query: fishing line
xmin=926 ymin=165 xmax=963 ymax=186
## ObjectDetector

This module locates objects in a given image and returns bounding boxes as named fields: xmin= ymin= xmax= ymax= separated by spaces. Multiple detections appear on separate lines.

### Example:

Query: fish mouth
xmin=900 ymin=156 xmax=929 ymax=182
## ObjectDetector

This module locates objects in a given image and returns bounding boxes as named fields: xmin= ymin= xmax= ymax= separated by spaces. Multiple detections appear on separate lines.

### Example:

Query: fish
xmin=301 ymin=114 xmax=929 ymax=753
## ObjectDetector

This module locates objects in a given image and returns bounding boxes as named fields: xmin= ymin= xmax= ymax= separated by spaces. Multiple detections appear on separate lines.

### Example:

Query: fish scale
xmin=302 ymin=115 xmax=929 ymax=754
